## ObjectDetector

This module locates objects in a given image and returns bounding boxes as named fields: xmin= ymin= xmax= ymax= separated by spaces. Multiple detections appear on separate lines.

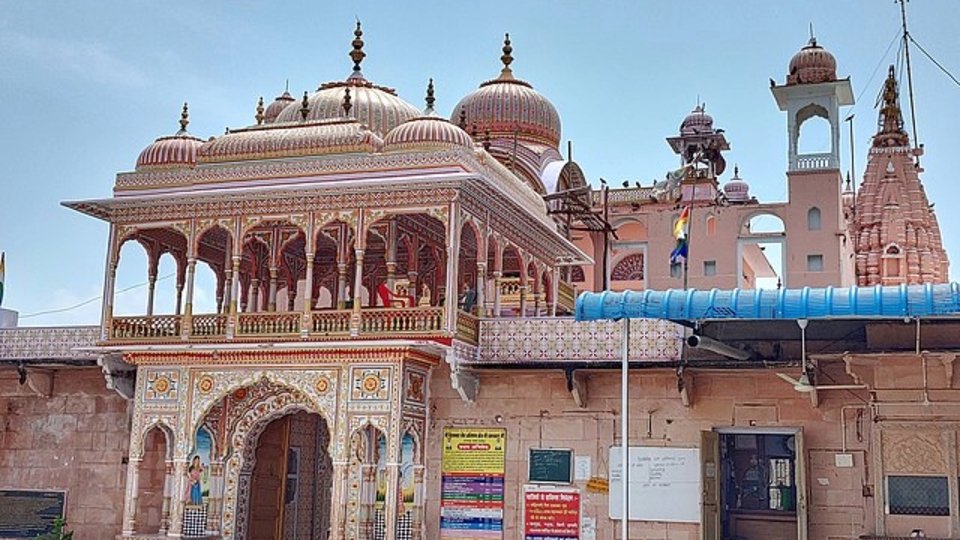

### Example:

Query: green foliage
xmin=35 ymin=517 xmax=73 ymax=540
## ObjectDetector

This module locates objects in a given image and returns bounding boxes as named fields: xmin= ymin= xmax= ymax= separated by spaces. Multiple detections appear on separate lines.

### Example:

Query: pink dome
xmin=680 ymin=105 xmax=714 ymax=135
xmin=384 ymin=117 xmax=473 ymax=151
xmin=198 ymin=119 xmax=382 ymax=163
xmin=135 ymin=104 xmax=203 ymax=171
xmin=263 ymin=90 xmax=296 ymax=124
xmin=787 ymin=38 xmax=837 ymax=85
xmin=451 ymin=34 xmax=561 ymax=148
xmin=723 ymin=166 xmax=750 ymax=202
xmin=274 ymin=79 xmax=420 ymax=137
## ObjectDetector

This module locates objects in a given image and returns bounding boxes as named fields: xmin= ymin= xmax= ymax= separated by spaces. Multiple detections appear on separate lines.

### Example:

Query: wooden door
xmin=701 ymin=430 xmax=721 ymax=540
xmin=249 ymin=416 xmax=291 ymax=540
xmin=795 ymin=430 xmax=808 ymax=540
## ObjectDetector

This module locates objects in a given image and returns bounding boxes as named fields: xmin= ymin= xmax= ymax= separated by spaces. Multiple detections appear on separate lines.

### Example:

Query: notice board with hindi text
xmin=608 ymin=446 xmax=700 ymax=522
xmin=523 ymin=485 xmax=581 ymax=540
xmin=440 ymin=427 xmax=506 ymax=539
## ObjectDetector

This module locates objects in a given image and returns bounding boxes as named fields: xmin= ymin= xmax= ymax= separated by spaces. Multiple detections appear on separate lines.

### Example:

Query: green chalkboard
xmin=0 ymin=490 xmax=66 ymax=538
xmin=528 ymin=447 xmax=573 ymax=484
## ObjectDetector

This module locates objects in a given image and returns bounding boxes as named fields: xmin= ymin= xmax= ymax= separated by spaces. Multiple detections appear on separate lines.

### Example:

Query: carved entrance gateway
xmin=118 ymin=348 xmax=435 ymax=540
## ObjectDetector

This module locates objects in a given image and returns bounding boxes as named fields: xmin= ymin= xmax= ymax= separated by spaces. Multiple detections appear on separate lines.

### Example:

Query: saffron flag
xmin=670 ymin=207 xmax=690 ymax=264
xmin=0 ymin=252 xmax=5 ymax=307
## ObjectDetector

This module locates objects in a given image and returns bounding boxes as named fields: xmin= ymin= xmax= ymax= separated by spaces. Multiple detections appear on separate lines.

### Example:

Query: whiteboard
xmin=608 ymin=446 xmax=701 ymax=523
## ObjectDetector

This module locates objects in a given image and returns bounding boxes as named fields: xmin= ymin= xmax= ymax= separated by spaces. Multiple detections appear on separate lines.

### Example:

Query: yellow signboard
xmin=441 ymin=427 xmax=506 ymax=474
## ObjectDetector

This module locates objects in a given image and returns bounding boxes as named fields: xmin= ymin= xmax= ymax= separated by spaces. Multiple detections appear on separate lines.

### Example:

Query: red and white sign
xmin=523 ymin=486 xmax=581 ymax=540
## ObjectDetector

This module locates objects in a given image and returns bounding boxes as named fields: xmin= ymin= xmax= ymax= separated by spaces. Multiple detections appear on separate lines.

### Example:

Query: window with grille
xmin=886 ymin=476 xmax=949 ymax=516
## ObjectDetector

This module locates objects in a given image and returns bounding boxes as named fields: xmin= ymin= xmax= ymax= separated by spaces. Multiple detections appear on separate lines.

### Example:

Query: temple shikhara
xmin=2 ymin=16 xmax=959 ymax=540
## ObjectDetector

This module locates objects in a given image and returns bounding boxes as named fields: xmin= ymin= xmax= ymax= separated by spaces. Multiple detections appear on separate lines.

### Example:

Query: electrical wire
xmin=909 ymin=34 xmax=960 ymax=89
xmin=855 ymin=27 xmax=903 ymax=109
xmin=19 ymin=273 xmax=175 ymax=319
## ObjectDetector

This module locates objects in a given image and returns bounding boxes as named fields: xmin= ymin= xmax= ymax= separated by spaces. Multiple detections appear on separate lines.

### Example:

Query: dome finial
xmin=808 ymin=22 xmax=816 ymax=46
xmin=300 ymin=91 xmax=310 ymax=121
xmin=499 ymin=33 xmax=514 ymax=80
xmin=342 ymin=87 xmax=353 ymax=117
xmin=178 ymin=102 xmax=190 ymax=134
xmin=255 ymin=96 xmax=265 ymax=125
xmin=734 ymin=164 xmax=739 ymax=178
xmin=349 ymin=19 xmax=366 ymax=77
xmin=424 ymin=78 xmax=436 ymax=115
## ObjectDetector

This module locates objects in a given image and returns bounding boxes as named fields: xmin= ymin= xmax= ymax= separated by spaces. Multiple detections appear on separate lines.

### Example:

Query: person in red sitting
xmin=377 ymin=283 xmax=411 ymax=308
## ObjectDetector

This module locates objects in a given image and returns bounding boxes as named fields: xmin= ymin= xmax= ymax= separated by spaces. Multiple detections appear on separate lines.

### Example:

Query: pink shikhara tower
xmin=851 ymin=66 xmax=949 ymax=285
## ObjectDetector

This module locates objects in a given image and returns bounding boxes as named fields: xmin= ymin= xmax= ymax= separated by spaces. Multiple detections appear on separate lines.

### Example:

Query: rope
xmin=909 ymin=34 xmax=960 ymax=88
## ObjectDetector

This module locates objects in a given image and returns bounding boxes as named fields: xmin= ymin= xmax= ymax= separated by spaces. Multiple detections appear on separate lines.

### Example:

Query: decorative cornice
xmin=124 ymin=346 xmax=440 ymax=366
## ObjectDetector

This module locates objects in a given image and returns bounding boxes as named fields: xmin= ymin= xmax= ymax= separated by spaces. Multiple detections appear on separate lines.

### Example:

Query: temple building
xmin=0 ymin=21 xmax=956 ymax=540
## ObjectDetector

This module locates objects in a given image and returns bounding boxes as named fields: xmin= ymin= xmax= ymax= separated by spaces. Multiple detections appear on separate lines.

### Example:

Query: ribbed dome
xmin=451 ymin=34 xmax=561 ymax=148
xmin=723 ymin=166 xmax=750 ymax=202
xmin=384 ymin=117 xmax=473 ymax=151
xmin=680 ymin=105 xmax=714 ymax=135
xmin=787 ymin=38 xmax=837 ymax=85
xmin=384 ymin=79 xmax=474 ymax=151
xmin=274 ymin=79 xmax=420 ymax=137
xmin=263 ymin=90 xmax=296 ymax=124
xmin=136 ymin=104 xmax=203 ymax=171
xmin=198 ymin=119 xmax=382 ymax=163
xmin=274 ymin=22 xmax=420 ymax=136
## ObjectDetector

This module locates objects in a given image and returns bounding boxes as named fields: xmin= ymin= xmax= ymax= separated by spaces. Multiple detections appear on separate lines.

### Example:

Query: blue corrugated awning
xmin=575 ymin=283 xmax=960 ymax=322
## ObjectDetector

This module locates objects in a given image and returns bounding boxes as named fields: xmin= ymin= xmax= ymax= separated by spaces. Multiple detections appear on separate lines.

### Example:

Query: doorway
xmin=702 ymin=429 xmax=806 ymax=540
xmin=247 ymin=411 xmax=333 ymax=540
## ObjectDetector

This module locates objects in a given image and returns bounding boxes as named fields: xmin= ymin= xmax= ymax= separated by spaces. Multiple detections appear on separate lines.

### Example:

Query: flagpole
xmin=683 ymin=202 xmax=693 ymax=292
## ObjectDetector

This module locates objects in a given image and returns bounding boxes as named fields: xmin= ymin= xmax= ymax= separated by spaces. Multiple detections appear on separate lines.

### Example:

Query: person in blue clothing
xmin=186 ymin=455 xmax=204 ymax=505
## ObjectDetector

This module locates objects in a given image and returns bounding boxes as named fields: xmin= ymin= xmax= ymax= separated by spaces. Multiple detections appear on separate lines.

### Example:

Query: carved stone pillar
xmin=160 ymin=459 xmax=173 ymax=534
xmin=207 ymin=460 xmax=224 ymax=533
xmin=167 ymin=459 xmax=188 ymax=538
xmin=229 ymin=257 xmax=241 ymax=315
xmin=493 ymin=271 xmax=503 ymax=318
xmin=302 ymin=254 xmax=315 ymax=336
xmin=249 ymin=278 xmax=260 ymax=313
xmin=267 ymin=266 xmax=278 ymax=312
xmin=182 ymin=258 xmax=197 ymax=339
xmin=351 ymin=250 xmax=365 ymax=336
xmin=175 ymin=281 xmax=184 ymax=317
xmin=146 ymin=271 xmax=158 ymax=317
xmin=101 ymin=223 xmax=118 ymax=341
xmin=121 ymin=458 xmax=141 ymax=535
xmin=550 ymin=267 xmax=559 ymax=317
xmin=328 ymin=461 xmax=349 ymax=540
xmin=384 ymin=463 xmax=401 ymax=540
xmin=475 ymin=262 xmax=487 ymax=317
xmin=411 ymin=465 xmax=425 ymax=540
xmin=337 ymin=263 xmax=348 ymax=310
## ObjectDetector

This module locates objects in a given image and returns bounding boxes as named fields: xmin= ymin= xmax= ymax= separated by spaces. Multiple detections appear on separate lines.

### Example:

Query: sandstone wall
xmin=426 ymin=365 xmax=874 ymax=540
xmin=0 ymin=367 xmax=130 ymax=540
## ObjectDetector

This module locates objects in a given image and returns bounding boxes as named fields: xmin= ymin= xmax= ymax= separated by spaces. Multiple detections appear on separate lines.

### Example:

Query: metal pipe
xmin=840 ymin=405 xmax=865 ymax=453
xmin=686 ymin=334 xmax=751 ymax=361
xmin=620 ymin=317 xmax=629 ymax=539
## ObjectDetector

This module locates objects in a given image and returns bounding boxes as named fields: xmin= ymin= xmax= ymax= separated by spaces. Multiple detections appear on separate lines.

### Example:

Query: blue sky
xmin=1 ymin=1 xmax=958 ymax=326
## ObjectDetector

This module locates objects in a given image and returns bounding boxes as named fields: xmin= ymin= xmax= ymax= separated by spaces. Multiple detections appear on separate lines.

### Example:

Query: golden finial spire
xmin=178 ymin=102 xmax=190 ymax=133
xmin=349 ymin=20 xmax=366 ymax=76
xmin=499 ymin=33 xmax=514 ymax=80
xmin=424 ymin=78 xmax=436 ymax=115
xmin=342 ymin=87 xmax=352 ymax=117
xmin=300 ymin=91 xmax=310 ymax=121
xmin=255 ymin=96 xmax=265 ymax=125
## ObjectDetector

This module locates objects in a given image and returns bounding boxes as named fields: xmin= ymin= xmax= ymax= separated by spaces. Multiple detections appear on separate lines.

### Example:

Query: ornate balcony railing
xmin=236 ymin=312 xmax=301 ymax=336
xmin=191 ymin=314 xmax=227 ymax=337
xmin=111 ymin=315 xmax=182 ymax=339
xmin=360 ymin=307 xmax=444 ymax=334
xmin=312 ymin=310 xmax=352 ymax=335
xmin=456 ymin=311 xmax=480 ymax=345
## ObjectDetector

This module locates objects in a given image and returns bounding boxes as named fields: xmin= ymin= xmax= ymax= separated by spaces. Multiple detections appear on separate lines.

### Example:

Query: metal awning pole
xmin=621 ymin=317 xmax=630 ymax=538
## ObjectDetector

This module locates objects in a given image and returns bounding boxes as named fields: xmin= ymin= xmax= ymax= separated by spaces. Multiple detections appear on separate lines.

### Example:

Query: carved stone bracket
xmin=565 ymin=368 xmax=588 ymax=409
xmin=445 ymin=348 xmax=479 ymax=403
xmin=100 ymin=353 xmax=137 ymax=400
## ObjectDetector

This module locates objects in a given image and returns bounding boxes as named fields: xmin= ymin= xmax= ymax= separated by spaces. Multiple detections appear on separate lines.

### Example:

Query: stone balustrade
xmin=111 ymin=315 xmax=182 ymax=339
